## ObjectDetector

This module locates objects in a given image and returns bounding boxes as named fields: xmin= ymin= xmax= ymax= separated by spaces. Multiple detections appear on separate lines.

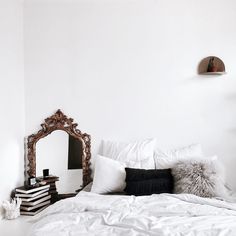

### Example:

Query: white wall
xmin=0 ymin=0 xmax=24 ymax=218
xmin=24 ymin=0 xmax=236 ymax=189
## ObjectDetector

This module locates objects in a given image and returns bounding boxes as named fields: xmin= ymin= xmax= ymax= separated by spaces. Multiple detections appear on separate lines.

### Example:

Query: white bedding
xmin=29 ymin=191 xmax=236 ymax=236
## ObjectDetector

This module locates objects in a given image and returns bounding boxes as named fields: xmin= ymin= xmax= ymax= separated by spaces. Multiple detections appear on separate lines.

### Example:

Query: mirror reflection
xmin=36 ymin=130 xmax=83 ymax=194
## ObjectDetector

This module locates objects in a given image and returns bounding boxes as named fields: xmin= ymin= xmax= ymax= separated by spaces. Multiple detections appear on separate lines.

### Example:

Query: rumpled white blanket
xmin=29 ymin=191 xmax=236 ymax=236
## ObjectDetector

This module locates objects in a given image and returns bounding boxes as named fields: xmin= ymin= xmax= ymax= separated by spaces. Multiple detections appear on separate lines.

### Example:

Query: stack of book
xmin=15 ymin=185 xmax=51 ymax=216
xmin=37 ymin=176 xmax=59 ymax=203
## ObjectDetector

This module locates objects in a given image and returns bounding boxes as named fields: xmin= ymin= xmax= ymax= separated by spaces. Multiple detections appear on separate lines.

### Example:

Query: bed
xmin=28 ymin=140 xmax=236 ymax=236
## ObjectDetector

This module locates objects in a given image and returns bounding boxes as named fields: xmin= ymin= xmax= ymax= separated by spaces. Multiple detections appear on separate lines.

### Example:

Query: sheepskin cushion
xmin=171 ymin=158 xmax=228 ymax=198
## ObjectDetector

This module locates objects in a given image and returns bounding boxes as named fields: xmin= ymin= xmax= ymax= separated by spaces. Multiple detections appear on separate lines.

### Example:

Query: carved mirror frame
xmin=26 ymin=109 xmax=92 ymax=187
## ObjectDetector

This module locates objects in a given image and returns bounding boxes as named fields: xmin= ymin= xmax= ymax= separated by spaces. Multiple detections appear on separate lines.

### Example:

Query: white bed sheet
xmin=29 ymin=191 xmax=236 ymax=236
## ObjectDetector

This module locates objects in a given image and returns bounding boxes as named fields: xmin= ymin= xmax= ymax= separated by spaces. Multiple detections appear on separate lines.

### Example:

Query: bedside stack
xmin=15 ymin=185 xmax=51 ymax=216
xmin=38 ymin=176 xmax=59 ymax=203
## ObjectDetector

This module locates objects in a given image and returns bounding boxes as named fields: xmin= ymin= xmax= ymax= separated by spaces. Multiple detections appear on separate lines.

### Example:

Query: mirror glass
xmin=36 ymin=130 xmax=83 ymax=194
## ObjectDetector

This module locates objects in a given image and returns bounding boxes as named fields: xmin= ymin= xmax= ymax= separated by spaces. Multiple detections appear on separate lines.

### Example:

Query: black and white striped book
xmin=15 ymin=188 xmax=49 ymax=198
xmin=20 ymin=205 xmax=49 ymax=216
xmin=20 ymin=192 xmax=49 ymax=202
xmin=15 ymin=184 xmax=50 ymax=194
xmin=20 ymin=200 xmax=51 ymax=211
xmin=21 ymin=195 xmax=51 ymax=206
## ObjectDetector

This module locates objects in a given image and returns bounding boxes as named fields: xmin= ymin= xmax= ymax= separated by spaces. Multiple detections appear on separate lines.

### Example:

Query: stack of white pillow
xmin=91 ymin=139 xmax=215 ymax=194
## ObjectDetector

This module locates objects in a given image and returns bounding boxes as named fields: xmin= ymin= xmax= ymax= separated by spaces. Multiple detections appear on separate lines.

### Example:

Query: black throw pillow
xmin=124 ymin=168 xmax=174 ymax=196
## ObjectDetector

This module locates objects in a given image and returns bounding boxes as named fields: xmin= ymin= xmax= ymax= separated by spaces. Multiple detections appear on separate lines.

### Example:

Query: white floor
xmin=0 ymin=216 xmax=32 ymax=236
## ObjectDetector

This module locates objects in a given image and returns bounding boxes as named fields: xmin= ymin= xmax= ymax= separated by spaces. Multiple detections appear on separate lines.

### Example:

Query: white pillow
xmin=91 ymin=155 xmax=126 ymax=194
xmin=101 ymin=138 xmax=156 ymax=169
xmin=154 ymin=143 xmax=204 ymax=169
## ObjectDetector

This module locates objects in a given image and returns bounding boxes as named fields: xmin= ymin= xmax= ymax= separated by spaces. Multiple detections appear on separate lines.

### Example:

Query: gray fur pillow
xmin=171 ymin=158 xmax=228 ymax=198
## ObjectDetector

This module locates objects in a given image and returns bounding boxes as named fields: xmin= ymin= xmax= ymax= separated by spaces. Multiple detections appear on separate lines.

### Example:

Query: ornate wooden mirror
xmin=26 ymin=110 xmax=92 ymax=192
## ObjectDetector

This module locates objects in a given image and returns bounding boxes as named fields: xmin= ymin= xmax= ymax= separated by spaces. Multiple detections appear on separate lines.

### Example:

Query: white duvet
xmin=29 ymin=191 xmax=236 ymax=236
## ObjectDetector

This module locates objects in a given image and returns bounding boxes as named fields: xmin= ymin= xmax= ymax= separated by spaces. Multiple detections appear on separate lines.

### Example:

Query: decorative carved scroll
xmin=27 ymin=109 xmax=92 ymax=187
